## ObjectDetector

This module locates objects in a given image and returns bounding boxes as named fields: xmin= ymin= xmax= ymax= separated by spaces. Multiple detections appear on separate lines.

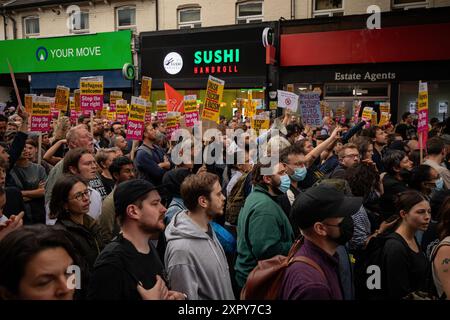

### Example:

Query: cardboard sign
xmin=380 ymin=102 xmax=390 ymax=114
xmin=55 ymin=85 xmax=70 ymax=111
xmin=371 ymin=111 xmax=378 ymax=126
xmin=361 ymin=107 xmax=373 ymax=124
xmin=109 ymin=91 xmax=122 ymax=112
xmin=74 ymin=89 xmax=81 ymax=112
xmin=156 ymin=100 xmax=168 ymax=123
xmin=418 ymin=82 xmax=429 ymax=149
xmin=141 ymin=76 xmax=152 ymax=102
xmin=116 ymin=99 xmax=128 ymax=125
xmin=251 ymin=113 xmax=270 ymax=134
xmin=80 ymin=76 xmax=103 ymax=112
xmin=269 ymin=101 xmax=278 ymax=110
xmin=278 ymin=90 xmax=299 ymax=112
xmin=378 ymin=112 xmax=391 ymax=127
xmin=25 ymin=94 xmax=36 ymax=113
xmin=166 ymin=112 xmax=181 ymax=141
xmin=31 ymin=96 xmax=52 ymax=132
xmin=126 ymin=96 xmax=147 ymax=140
xmin=299 ymin=92 xmax=322 ymax=127
xmin=184 ymin=95 xmax=199 ymax=128
xmin=202 ymin=76 xmax=225 ymax=123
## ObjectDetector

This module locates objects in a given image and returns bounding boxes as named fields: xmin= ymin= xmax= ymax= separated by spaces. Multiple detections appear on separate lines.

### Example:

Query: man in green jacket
xmin=235 ymin=162 xmax=295 ymax=291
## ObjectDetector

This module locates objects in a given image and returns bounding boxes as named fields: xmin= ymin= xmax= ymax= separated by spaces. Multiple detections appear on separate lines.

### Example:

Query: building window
xmin=313 ymin=0 xmax=344 ymax=17
xmin=69 ymin=11 xmax=89 ymax=33
xmin=237 ymin=1 xmax=263 ymax=24
xmin=178 ymin=8 xmax=201 ymax=29
xmin=23 ymin=16 xmax=39 ymax=37
xmin=392 ymin=0 xmax=428 ymax=10
xmin=116 ymin=6 xmax=136 ymax=30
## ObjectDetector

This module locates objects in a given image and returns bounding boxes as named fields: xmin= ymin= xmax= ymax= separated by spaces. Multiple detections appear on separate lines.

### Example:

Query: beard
xmin=269 ymin=180 xmax=283 ymax=196
xmin=138 ymin=219 xmax=165 ymax=236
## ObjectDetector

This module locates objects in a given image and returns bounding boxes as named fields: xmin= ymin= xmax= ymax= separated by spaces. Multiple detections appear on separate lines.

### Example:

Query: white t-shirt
xmin=46 ymin=187 xmax=102 ymax=225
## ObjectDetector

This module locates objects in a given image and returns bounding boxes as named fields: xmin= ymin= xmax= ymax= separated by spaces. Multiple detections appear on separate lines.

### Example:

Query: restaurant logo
xmin=164 ymin=52 xmax=183 ymax=75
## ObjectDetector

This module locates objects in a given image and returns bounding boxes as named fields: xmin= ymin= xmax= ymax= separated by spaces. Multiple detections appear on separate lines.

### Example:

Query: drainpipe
xmin=155 ymin=0 xmax=159 ymax=31
xmin=291 ymin=0 xmax=295 ymax=19
xmin=8 ymin=14 xmax=16 ymax=39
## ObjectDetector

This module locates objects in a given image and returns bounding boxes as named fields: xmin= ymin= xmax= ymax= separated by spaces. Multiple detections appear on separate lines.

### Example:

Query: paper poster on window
xmin=202 ymin=76 xmax=225 ymax=123
xmin=184 ymin=95 xmax=199 ymax=128
xmin=80 ymin=76 xmax=104 ymax=112
xmin=126 ymin=96 xmax=147 ymax=140
xmin=31 ymin=96 xmax=52 ymax=132
xmin=116 ymin=99 xmax=128 ymax=125
xmin=299 ymin=92 xmax=322 ymax=127
xmin=55 ymin=85 xmax=70 ymax=111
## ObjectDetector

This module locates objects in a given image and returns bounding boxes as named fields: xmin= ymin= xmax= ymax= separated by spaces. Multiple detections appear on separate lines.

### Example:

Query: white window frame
xmin=178 ymin=7 xmax=201 ymax=29
xmin=392 ymin=0 xmax=429 ymax=10
xmin=23 ymin=15 xmax=40 ymax=38
xmin=236 ymin=1 xmax=263 ymax=24
xmin=313 ymin=0 xmax=344 ymax=16
xmin=70 ymin=11 xmax=89 ymax=34
xmin=116 ymin=5 xmax=136 ymax=31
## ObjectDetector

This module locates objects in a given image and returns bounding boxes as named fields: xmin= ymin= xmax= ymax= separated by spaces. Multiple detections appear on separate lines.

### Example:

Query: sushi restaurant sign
xmin=193 ymin=48 xmax=240 ymax=75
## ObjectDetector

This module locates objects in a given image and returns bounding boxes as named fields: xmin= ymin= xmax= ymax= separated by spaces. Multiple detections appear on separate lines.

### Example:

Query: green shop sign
xmin=0 ymin=30 xmax=132 ymax=74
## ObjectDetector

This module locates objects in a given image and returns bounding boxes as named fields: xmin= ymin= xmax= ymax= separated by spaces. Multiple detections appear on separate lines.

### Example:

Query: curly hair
xmin=345 ymin=163 xmax=380 ymax=198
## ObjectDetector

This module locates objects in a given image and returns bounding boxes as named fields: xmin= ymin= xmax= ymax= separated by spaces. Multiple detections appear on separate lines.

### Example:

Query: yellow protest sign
xmin=141 ymin=76 xmax=152 ymax=102
xmin=371 ymin=111 xmax=378 ymax=126
xmin=55 ymin=85 xmax=70 ymax=111
xmin=74 ymin=89 xmax=81 ymax=111
xmin=269 ymin=101 xmax=278 ymax=110
xmin=379 ymin=112 xmax=391 ymax=126
xmin=116 ymin=99 xmax=128 ymax=124
xmin=128 ymin=97 xmax=146 ymax=122
xmin=80 ymin=76 xmax=104 ymax=111
xmin=251 ymin=113 xmax=270 ymax=134
xmin=25 ymin=94 xmax=35 ymax=113
xmin=380 ymin=102 xmax=390 ymax=114
xmin=109 ymin=91 xmax=123 ymax=112
xmin=361 ymin=107 xmax=373 ymax=123
xmin=202 ymin=76 xmax=225 ymax=123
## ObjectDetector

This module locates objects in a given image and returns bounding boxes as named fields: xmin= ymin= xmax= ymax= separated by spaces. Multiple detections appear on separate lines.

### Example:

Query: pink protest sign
xmin=126 ymin=97 xmax=146 ymax=140
xmin=31 ymin=96 xmax=52 ymax=132
xmin=126 ymin=120 xmax=145 ymax=140
xmin=156 ymin=100 xmax=167 ymax=123
xmin=70 ymin=109 xmax=82 ymax=125
xmin=80 ymin=76 xmax=104 ymax=111
xmin=184 ymin=95 xmax=199 ymax=127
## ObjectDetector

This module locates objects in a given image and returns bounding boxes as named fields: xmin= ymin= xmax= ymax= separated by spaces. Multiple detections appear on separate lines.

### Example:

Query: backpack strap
xmin=289 ymin=256 xmax=326 ymax=281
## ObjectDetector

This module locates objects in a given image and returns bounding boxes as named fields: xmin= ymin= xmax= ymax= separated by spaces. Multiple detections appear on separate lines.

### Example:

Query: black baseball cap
xmin=114 ymin=179 xmax=162 ymax=220
xmin=291 ymin=184 xmax=362 ymax=230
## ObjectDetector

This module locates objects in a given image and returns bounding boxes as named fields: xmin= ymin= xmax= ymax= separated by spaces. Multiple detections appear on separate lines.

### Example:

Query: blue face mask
xmin=435 ymin=177 xmax=444 ymax=191
xmin=278 ymin=174 xmax=291 ymax=193
xmin=290 ymin=166 xmax=307 ymax=182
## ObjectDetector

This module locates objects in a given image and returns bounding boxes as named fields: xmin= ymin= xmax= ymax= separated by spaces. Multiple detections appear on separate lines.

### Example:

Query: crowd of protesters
xmin=0 ymin=104 xmax=449 ymax=301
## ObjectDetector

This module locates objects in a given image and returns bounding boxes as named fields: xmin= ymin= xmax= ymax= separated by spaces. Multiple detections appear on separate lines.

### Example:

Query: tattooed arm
xmin=434 ymin=245 xmax=450 ymax=299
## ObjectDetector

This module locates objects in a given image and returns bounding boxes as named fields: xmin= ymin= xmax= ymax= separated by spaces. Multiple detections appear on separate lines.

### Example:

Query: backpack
xmin=240 ymin=238 xmax=325 ymax=300
xmin=225 ymin=172 xmax=249 ymax=225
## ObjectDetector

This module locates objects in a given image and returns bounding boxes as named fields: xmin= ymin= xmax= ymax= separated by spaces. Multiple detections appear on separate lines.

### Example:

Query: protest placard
xmin=202 ymin=76 xmax=225 ymax=123
xmin=166 ymin=112 xmax=181 ymax=141
xmin=25 ymin=94 xmax=35 ymax=114
xmin=141 ymin=76 xmax=152 ymax=102
xmin=184 ymin=95 xmax=199 ymax=128
xmin=55 ymin=86 xmax=70 ymax=111
xmin=157 ymin=100 xmax=168 ymax=123
xmin=126 ymin=96 xmax=147 ymax=140
xmin=80 ymin=76 xmax=104 ymax=112
xmin=278 ymin=90 xmax=299 ymax=113
xmin=31 ymin=96 xmax=52 ymax=132
xmin=109 ymin=91 xmax=122 ymax=112
xmin=418 ymin=82 xmax=429 ymax=151
xmin=299 ymin=92 xmax=322 ymax=127
xmin=116 ymin=99 xmax=128 ymax=125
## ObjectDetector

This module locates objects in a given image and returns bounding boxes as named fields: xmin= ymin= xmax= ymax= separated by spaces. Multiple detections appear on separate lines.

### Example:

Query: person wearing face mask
xmin=410 ymin=165 xmax=443 ymax=201
xmin=279 ymin=184 xmax=362 ymax=300
xmin=235 ymin=162 xmax=295 ymax=294
xmin=424 ymin=137 xmax=450 ymax=189
xmin=278 ymin=145 xmax=307 ymax=224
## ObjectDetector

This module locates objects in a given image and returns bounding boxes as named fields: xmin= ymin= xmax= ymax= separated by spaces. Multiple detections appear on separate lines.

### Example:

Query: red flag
xmin=164 ymin=82 xmax=184 ymax=112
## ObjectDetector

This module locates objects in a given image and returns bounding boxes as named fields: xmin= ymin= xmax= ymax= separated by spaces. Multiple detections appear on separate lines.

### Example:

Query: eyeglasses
xmin=70 ymin=189 xmax=91 ymax=201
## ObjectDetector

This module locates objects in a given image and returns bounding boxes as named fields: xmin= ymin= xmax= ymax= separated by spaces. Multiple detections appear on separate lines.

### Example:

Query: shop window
xmin=23 ymin=16 xmax=39 ymax=38
xmin=116 ymin=6 xmax=136 ymax=30
xmin=237 ymin=1 xmax=263 ymax=24
xmin=392 ymin=0 xmax=429 ymax=10
xmin=178 ymin=7 xmax=201 ymax=29
xmin=69 ymin=11 xmax=89 ymax=33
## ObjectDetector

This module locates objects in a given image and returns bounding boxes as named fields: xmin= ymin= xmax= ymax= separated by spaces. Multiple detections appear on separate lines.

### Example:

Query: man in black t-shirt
xmin=87 ymin=179 xmax=185 ymax=300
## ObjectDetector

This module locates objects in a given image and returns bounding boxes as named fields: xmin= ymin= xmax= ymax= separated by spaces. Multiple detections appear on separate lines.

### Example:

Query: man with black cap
xmin=279 ymin=184 xmax=362 ymax=300
xmin=88 ymin=179 xmax=185 ymax=300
